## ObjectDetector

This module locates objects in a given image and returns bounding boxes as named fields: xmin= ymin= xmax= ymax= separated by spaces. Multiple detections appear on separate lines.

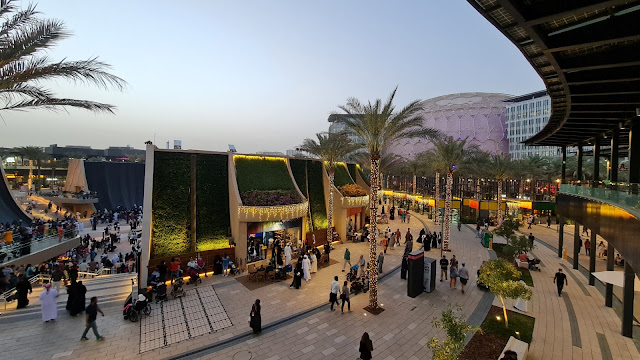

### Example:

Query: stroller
xmin=186 ymin=267 xmax=202 ymax=285
xmin=155 ymin=283 xmax=167 ymax=303
xmin=123 ymin=294 xmax=151 ymax=322
xmin=346 ymin=265 xmax=359 ymax=282
xmin=527 ymin=258 xmax=542 ymax=272
xmin=228 ymin=261 xmax=240 ymax=275
xmin=171 ymin=277 xmax=186 ymax=299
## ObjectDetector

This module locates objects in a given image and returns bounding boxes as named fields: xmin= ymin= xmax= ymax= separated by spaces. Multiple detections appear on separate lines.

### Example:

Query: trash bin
xmin=407 ymin=250 xmax=424 ymax=298
xmin=482 ymin=233 xmax=493 ymax=248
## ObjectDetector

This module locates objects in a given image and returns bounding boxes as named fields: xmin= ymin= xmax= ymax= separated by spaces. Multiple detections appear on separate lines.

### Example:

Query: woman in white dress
xmin=302 ymin=255 xmax=311 ymax=281
xmin=310 ymin=252 xmax=318 ymax=273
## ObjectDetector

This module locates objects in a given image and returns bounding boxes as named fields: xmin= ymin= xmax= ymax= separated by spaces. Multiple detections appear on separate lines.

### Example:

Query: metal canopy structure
xmin=468 ymin=0 xmax=640 ymax=147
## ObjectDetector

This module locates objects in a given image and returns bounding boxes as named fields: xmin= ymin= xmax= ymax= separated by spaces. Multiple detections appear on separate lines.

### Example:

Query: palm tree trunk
xmin=412 ymin=174 xmax=417 ymax=195
xmin=327 ymin=170 xmax=335 ymax=244
xmin=519 ymin=178 xmax=524 ymax=199
xmin=434 ymin=172 xmax=440 ymax=224
xmin=368 ymin=156 xmax=380 ymax=309
xmin=28 ymin=160 xmax=33 ymax=192
xmin=476 ymin=178 xmax=481 ymax=199
xmin=497 ymin=179 xmax=503 ymax=225
xmin=444 ymin=172 xmax=452 ymax=251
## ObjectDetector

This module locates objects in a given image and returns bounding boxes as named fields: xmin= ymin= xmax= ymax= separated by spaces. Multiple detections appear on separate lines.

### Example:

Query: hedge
xmin=151 ymin=151 xmax=191 ymax=258
xmin=235 ymin=156 xmax=296 ymax=193
xmin=358 ymin=166 xmax=370 ymax=186
xmin=333 ymin=163 xmax=355 ymax=187
xmin=347 ymin=163 xmax=358 ymax=182
xmin=196 ymin=153 xmax=230 ymax=251
xmin=290 ymin=159 xmax=328 ymax=231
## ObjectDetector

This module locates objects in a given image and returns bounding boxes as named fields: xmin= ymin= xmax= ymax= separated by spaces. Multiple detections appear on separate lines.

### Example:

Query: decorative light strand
xmin=328 ymin=172 xmax=334 ymax=244
xmin=368 ymin=157 xmax=380 ymax=309
xmin=340 ymin=195 xmax=369 ymax=207
xmin=238 ymin=201 xmax=309 ymax=221
xmin=443 ymin=173 xmax=452 ymax=251
xmin=435 ymin=172 xmax=440 ymax=225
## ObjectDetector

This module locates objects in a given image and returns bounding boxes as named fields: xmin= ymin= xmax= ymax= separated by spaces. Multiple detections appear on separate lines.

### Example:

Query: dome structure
xmin=389 ymin=92 xmax=511 ymax=159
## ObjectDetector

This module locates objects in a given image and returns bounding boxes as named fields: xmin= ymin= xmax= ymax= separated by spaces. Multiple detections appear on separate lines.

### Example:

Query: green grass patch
xmin=519 ymin=268 xmax=534 ymax=287
xmin=492 ymin=243 xmax=534 ymax=286
xmin=481 ymin=306 xmax=535 ymax=344
xmin=234 ymin=156 xmax=296 ymax=192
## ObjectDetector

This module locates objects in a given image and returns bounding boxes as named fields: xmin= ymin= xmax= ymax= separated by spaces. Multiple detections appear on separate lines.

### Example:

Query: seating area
xmin=499 ymin=336 xmax=528 ymax=360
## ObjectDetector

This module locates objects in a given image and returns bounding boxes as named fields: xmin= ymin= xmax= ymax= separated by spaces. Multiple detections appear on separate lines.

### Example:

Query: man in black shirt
xmin=81 ymin=296 xmax=105 ymax=341
xmin=553 ymin=268 xmax=568 ymax=297
xmin=440 ymin=255 xmax=449 ymax=282
xmin=528 ymin=233 xmax=535 ymax=247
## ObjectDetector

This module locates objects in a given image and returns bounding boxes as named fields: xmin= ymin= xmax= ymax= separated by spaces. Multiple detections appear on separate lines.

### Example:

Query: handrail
xmin=0 ymin=229 xmax=79 ymax=265
xmin=1 ymin=273 xmax=51 ymax=310
xmin=560 ymin=184 xmax=640 ymax=220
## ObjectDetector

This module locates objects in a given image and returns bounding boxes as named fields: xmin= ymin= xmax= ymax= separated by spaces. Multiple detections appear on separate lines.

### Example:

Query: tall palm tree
xmin=403 ymin=158 xmax=425 ymax=195
xmin=427 ymin=137 xmax=476 ymax=251
xmin=336 ymin=87 xmax=439 ymax=311
xmin=487 ymin=154 xmax=512 ymax=224
xmin=16 ymin=145 xmax=47 ymax=190
xmin=0 ymin=1 xmax=126 ymax=114
xmin=466 ymin=150 xmax=490 ymax=199
xmin=300 ymin=132 xmax=359 ymax=244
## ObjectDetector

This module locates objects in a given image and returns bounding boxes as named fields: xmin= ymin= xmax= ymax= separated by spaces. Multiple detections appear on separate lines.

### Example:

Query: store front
xmin=246 ymin=218 xmax=302 ymax=264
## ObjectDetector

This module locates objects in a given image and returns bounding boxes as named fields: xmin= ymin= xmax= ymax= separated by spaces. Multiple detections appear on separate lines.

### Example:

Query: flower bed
xmin=240 ymin=189 xmax=301 ymax=206
xmin=338 ymin=184 xmax=368 ymax=197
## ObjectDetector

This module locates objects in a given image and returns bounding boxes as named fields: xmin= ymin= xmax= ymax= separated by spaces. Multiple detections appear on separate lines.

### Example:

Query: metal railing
xmin=0 ymin=229 xmax=79 ymax=265
xmin=1 ymin=273 xmax=51 ymax=310
xmin=560 ymin=184 xmax=640 ymax=219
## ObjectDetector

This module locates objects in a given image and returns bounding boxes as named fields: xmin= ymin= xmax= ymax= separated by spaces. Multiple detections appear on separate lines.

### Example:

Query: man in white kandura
xmin=302 ymin=255 xmax=311 ymax=281
xmin=284 ymin=243 xmax=292 ymax=266
xmin=39 ymin=281 xmax=58 ymax=322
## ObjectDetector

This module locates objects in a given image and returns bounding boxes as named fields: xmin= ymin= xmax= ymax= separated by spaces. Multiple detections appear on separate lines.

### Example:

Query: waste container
xmin=482 ymin=232 xmax=493 ymax=248
xmin=407 ymin=250 xmax=424 ymax=298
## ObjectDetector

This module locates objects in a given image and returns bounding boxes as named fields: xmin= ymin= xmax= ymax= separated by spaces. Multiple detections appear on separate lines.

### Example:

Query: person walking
xmin=15 ymin=274 xmax=32 ymax=309
xmin=404 ymin=228 xmax=413 ymax=258
xmin=51 ymin=267 xmax=65 ymax=293
xmin=222 ymin=254 xmax=230 ymax=277
xmin=440 ymin=255 xmax=449 ymax=282
xmin=527 ymin=215 xmax=533 ymax=229
xmin=249 ymin=299 xmax=261 ymax=334
xmin=357 ymin=255 xmax=366 ymax=278
xmin=457 ymin=221 xmax=461 ymax=231
xmin=449 ymin=263 xmax=458 ymax=289
xmin=81 ymin=297 xmax=104 ymax=340
xmin=584 ymin=238 xmax=591 ymax=256
xmin=528 ymin=233 xmax=535 ymax=247
xmin=342 ymin=248 xmax=351 ymax=272
xmin=554 ymin=268 xmax=568 ymax=297
xmin=40 ymin=281 xmax=58 ymax=322
xmin=284 ymin=242 xmax=292 ymax=266
xmin=458 ymin=263 xmax=469 ymax=294
xmin=302 ymin=255 xmax=311 ymax=281
xmin=377 ymin=252 xmax=384 ymax=274
xmin=170 ymin=257 xmax=181 ymax=284
xmin=340 ymin=280 xmax=351 ymax=313
xmin=597 ymin=241 xmax=605 ymax=258
xmin=547 ymin=216 xmax=551 ymax=228
xmin=310 ymin=251 xmax=318 ymax=274
xmin=329 ymin=276 xmax=340 ymax=311
xmin=70 ymin=281 xmax=87 ymax=316
xmin=290 ymin=261 xmax=302 ymax=289
xmin=359 ymin=332 xmax=374 ymax=360
xmin=395 ymin=229 xmax=401 ymax=247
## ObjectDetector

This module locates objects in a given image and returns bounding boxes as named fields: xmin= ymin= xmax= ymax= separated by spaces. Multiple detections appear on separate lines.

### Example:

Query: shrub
xmin=337 ymin=184 xmax=367 ymax=197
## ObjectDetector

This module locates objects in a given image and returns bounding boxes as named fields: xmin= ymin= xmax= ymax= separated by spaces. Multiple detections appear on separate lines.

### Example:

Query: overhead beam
xmin=522 ymin=0 xmax=634 ymax=26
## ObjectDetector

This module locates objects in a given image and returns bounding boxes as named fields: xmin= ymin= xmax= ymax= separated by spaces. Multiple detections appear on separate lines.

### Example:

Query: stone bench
xmin=499 ymin=336 xmax=528 ymax=360
xmin=515 ymin=258 xmax=529 ymax=269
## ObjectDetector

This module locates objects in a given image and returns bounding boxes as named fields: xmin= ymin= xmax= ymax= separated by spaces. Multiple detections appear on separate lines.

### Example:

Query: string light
xmin=340 ymin=195 xmax=369 ymax=207
xmin=368 ymin=157 xmax=380 ymax=309
xmin=435 ymin=172 xmax=440 ymax=225
xmin=328 ymin=172 xmax=334 ymax=243
xmin=238 ymin=201 xmax=309 ymax=221
xmin=443 ymin=172 xmax=452 ymax=251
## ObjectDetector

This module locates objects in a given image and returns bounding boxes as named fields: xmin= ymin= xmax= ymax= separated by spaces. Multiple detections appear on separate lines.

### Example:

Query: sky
xmin=0 ymin=0 xmax=544 ymax=153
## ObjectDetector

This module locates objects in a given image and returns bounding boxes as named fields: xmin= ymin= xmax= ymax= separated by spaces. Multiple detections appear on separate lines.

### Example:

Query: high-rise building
xmin=504 ymin=91 xmax=558 ymax=160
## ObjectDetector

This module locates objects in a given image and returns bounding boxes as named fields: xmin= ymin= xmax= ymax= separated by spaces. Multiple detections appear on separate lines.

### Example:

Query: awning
xmin=591 ymin=271 xmax=640 ymax=290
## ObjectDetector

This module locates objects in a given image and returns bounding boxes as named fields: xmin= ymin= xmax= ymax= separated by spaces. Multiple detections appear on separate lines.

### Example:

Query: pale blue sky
xmin=0 ymin=0 xmax=543 ymax=153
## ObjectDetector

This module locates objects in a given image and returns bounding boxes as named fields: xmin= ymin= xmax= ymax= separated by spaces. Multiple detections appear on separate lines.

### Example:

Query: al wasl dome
xmin=390 ymin=92 xmax=511 ymax=158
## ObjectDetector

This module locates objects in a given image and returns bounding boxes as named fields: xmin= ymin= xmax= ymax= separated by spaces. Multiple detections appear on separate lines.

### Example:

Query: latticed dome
xmin=390 ymin=92 xmax=511 ymax=158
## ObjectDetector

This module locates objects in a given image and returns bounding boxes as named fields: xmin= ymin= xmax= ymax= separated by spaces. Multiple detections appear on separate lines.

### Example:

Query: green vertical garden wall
xmin=195 ymin=153 xmax=230 ymax=251
xmin=151 ymin=151 xmax=191 ymax=258
xmin=347 ymin=163 xmax=358 ymax=183
xmin=333 ymin=163 xmax=355 ymax=187
xmin=290 ymin=159 xmax=327 ymax=231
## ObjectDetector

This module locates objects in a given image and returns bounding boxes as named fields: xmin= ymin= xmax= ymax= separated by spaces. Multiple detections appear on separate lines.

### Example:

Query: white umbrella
xmin=591 ymin=271 xmax=640 ymax=290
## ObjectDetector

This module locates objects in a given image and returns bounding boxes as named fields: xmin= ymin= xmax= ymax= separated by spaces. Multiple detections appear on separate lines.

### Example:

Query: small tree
xmin=493 ymin=217 xmax=534 ymax=258
xmin=428 ymin=307 xmax=480 ymax=360
xmin=478 ymin=259 xmax=532 ymax=328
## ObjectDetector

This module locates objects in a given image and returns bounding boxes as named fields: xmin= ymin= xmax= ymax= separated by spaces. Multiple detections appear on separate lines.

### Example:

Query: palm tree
xmin=465 ymin=150 xmax=490 ymax=199
xmin=16 ymin=145 xmax=47 ymax=190
xmin=300 ymin=132 xmax=359 ymax=244
xmin=402 ymin=158 xmax=425 ymax=195
xmin=487 ymin=154 xmax=512 ymax=224
xmin=336 ymin=87 xmax=439 ymax=311
xmin=427 ymin=137 xmax=477 ymax=251
xmin=0 ymin=1 xmax=125 ymax=114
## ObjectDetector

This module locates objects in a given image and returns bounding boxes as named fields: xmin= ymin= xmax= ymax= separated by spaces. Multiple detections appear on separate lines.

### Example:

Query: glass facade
xmin=505 ymin=91 xmax=558 ymax=160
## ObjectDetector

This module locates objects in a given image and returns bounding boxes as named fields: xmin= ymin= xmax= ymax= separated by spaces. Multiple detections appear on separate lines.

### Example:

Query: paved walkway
xmin=0 ymin=210 xmax=493 ymax=360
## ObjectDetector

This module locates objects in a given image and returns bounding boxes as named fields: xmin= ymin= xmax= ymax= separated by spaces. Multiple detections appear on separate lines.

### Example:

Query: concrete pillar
xmin=140 ymin=144 xmax=156 ymax=289
xmin=606 ymin=242 xmax=614 ymax=307
xmin=558 ymin=217 xmax=564 ymax=258
xmin=573 ymin=222 xmax=580 ymax=270
xmin=627 ymin=121 xmax=640 ymax=194
xmin=561 ymin=146 xmax=567 ymax=183
xmin=622 ymin=262 xmax=634 ymax=338
xmin=610 ymin=132 xmax=619 ymax=189
xmin=589 ymin=232 xmax=596 ymax=286
xmin=190 ymin=154 xmax=197 ymax=252
xmin=576 ymin=145 xmax=583 ymax=185
xmin=592 ymin=140 xmax=600 ymax=188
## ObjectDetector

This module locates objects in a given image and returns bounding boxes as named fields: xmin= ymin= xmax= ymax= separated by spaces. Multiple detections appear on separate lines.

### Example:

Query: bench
xmin=498 ymin=336 xmax=528 ymax=360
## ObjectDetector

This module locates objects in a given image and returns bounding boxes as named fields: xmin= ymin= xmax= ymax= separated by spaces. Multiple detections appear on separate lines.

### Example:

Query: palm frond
xmin=0 ymin=83 xmax=53 ymax=101
xmin=0 ymin=19 xmax=69 ymax=67
xmin=0 ymin=97 xmax=116 ymax=113
xmin=0 ymin=4 xmax=38 ymax=38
